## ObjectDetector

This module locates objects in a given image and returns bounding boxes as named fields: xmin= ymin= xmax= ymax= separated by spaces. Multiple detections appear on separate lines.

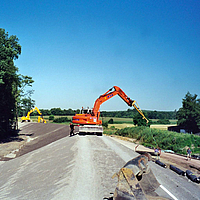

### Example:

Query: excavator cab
xmin=81 ymin=107 xmax=93 ymax=115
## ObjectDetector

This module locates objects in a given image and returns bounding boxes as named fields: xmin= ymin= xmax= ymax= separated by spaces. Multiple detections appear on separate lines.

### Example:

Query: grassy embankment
xmin=103 ymin=118 xmax=200 ymax=155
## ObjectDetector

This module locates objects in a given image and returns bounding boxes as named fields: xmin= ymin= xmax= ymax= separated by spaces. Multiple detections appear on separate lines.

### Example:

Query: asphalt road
xmin=0 ymin=124 xmax=199 ymax=200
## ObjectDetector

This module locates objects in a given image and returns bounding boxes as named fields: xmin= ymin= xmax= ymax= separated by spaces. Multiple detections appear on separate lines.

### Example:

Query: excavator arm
xmin=92 ymin=86 xmax=133 ymax=116
xmin=92 ymin=86 xmax=148 ymax=123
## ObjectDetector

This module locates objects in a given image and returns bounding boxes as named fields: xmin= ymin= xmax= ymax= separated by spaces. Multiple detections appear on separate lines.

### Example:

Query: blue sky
xmin=1 ymin=0 xmax=200 ymax=111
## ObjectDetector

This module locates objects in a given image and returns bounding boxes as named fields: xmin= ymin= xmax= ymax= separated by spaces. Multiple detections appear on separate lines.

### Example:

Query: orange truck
xmin=72 ymin=86 xmax=148 ymax=135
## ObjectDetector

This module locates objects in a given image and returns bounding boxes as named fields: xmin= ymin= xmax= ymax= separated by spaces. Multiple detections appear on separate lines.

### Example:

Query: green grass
xmin=111 ymin=126 xmax=200 ymax=155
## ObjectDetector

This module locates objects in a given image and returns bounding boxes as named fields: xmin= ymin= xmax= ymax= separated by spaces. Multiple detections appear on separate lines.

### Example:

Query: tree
xmin=177 ymin=92 xmax=200 ymax=133
xmin=18 ymin=77 xmax=35 ymax=117
xmin=49 ymin=115 xmax=54 ymax=120
xmin=108 ymin=118 xmax=114 ymax=124
xmin=133 ymin=113 xmax=148 ymax=126
xmin=0 ymin=29 xmax=22 ymax=137
xmin=0 ymin=29 xmax=34 ymax=138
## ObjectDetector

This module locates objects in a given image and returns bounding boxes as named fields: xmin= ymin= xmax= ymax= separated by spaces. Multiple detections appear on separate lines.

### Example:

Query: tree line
xmin=19 ymin=108 xmax=77 ymax=117
xmin=22 ymin=107 xmax=177 ymax=120
xmin=101 ymin=109 xmax=177 ymax=120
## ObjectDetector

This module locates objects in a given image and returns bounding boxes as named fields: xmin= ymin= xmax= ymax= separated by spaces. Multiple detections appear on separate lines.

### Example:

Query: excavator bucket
xmin=112 ymin=153 xmax=169 ymax=200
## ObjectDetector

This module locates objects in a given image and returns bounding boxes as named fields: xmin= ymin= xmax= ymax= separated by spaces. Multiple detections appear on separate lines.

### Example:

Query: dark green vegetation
xmin=29 ymin=107 xmax=177 ymax=120
xmin=104 ymin=126 xmax=200 ymax=155
xmin=0 ymin=29 xmax=34 ymax=139
xmin=53 ymin=117 xmax=71 ymax=123
xmin=49 ymin=115 xmax=54 ymax=121
xmin=177 ymin=92 xmax=200 ymax=134
xmin=101 ymin=109 xmax=177 ymax=119
xmin=28 ymin=108 xmax=77 ymax=117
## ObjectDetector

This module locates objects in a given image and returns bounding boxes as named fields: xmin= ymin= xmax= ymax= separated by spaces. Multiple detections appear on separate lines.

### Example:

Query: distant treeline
xmin=20 ymin=108 xmax=77 ymax=117
xmin=101 ymin=109 xmax=177 ymax=120
xmin=24 ymin=107 xmax=177 ymax=120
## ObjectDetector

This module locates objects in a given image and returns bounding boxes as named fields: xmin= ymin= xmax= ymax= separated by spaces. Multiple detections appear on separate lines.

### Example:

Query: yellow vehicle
xmin=21 ymin=107 xmax=46 ymax=123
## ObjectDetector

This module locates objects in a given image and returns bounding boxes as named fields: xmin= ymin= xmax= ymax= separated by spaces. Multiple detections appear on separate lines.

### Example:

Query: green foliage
xmin=157 ymin=119 xmax=170 ymax=124
xmin=50 ymin=108 xmax=76 ymax=116
xmin=101 ymin=109 xmax=177 ymax=120
xmin=114 ymin=126 xmax=200 ymax=154
xmin=0 ymin=29 xmax=21 ymax=137
xmin=0 ymin=29 xmax=21 ymax=135
xmin=102 ymin=121 xmax=108 ymax=128
xmin=133 ymin=113 xmax=148 ymax=126
xmin=53 ymin=117 xmax=70 ymax=123
xmin=108 ymin=118 xmax=114 ymax=124
xmin=18 ymin=75 xmax=35 ymax=114
xmin=103 ymin=126 xmax=118 ymax=135
xmin=49 ymin=115 xmax=54 ymax=120
xmin=177 ymin=92 xmax=200 ymax=133
xmin=0 ymin=29 xmax=34 ymax=139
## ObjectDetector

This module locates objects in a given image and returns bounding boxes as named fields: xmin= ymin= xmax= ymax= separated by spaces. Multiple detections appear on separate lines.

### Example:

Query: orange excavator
xmin=72 ymin=86 xmax=148 ymax=135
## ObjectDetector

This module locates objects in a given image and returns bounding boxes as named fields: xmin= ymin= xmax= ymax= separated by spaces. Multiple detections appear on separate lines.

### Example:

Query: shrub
xmin=49 ymin=115 xmax=54 ymax=120
xmin=108 ymin=118 xmax=114 ymax=124
xmin=102 ymin=121 xmax=108 ymax=128
xmin=157 ymin=119 xmax=170 ymax=124
xmin=53 ymin=117 xmax=70 ymax=123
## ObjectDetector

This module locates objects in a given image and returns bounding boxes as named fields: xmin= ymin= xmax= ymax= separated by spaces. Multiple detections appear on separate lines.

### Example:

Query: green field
xmin=19 ymin=115 xmax=177 ymax=129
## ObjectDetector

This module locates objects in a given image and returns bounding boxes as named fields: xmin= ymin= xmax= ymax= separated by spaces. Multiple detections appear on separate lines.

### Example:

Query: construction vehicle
xmin=21 ymin=107 xmax=46 ymax=123
xmin=72 ymin=86 xmax=148 ymax=135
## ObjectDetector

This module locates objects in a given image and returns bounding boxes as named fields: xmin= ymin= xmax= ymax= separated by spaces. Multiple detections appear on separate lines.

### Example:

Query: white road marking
xmin=160 ymin=185 xmax=178 ymax=200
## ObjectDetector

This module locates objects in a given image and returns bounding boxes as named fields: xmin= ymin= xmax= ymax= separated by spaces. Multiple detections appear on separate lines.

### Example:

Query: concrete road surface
xmin=0 ymin=127 xmax=199 ymax=199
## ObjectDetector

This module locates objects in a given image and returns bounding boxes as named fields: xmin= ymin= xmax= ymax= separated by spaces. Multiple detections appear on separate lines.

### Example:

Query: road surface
xmin=0 ymin=123 xmax=199 ymax=199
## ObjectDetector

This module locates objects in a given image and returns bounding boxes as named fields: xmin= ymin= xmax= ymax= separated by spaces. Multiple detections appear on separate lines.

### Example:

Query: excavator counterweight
xmin=72 ymin=86 xmax=148 ymax=135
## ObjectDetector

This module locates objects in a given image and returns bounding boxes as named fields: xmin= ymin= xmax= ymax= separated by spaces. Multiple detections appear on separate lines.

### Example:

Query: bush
xmin=49 ymin=115 xmax=54 ymax=120
xmin=108 ymin=118 xmax=114 ymax=124
xmin=53 ymin=117 xmax=70 ymax=123
xmin=102 ymin=121 xmax=108 ymax=128
xmin=157 ymin=119 xmax=170 ymax=124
